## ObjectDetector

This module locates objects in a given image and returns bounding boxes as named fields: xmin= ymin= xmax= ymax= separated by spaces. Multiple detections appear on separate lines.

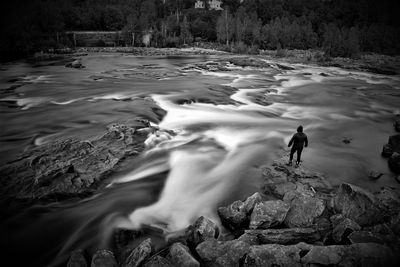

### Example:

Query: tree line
xmin=1 ymin=0 xmax=399 ymax=61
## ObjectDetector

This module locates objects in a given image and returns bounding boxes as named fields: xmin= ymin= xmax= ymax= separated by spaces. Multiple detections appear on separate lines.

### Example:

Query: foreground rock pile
xmin=68 ymin=159 xmax=400 ymax=266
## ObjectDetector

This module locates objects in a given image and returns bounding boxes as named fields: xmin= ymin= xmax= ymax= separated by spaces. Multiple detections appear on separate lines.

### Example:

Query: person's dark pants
xmin=290 ymin=146 xmax=303 ymax=163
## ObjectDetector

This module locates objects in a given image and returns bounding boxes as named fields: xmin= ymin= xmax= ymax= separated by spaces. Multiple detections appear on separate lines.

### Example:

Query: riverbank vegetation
xmin=1 ymin=0 xmax=399 ymax=61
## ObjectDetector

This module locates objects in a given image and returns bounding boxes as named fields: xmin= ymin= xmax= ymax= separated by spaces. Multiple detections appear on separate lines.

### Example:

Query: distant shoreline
xmin=29 ymin=46 xmax=400 ymax=76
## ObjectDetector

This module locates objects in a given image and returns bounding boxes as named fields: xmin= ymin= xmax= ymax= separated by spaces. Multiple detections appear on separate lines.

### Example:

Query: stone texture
xmin=0 ymin=124 xmax=151 ymax=202
xmin=196 ymin=239 xmax=250 ymax=267
xmin=142 ymin=255 xmax=171 ymax=267
xmin=348 ymin=231 xmax=385 ymax=244
xmin=395 ymin=115 xmax=400 ymax=132
xmin=249 ymin=200 xmax=290 ymax=229
xmin=333 ymin=183 xmax=382 ymax=226
xmin=186 ymin=216 xmax=219 ymax=247
xmin=123 ymin=238 xmax=152 ymax=267
xmin=91 ymin=250 xmax=117 ymax=267
xmin=332 ymin=218 xmax=361 ymax=243
xmin=168 ymin=243 xmax=199 ymax=267
xmin=243 ymin=242 xmax=397 ymax=267
xmin=284 ymin=195 xmax=326 ymax=228
xmin=217 ymin=192 xmax=262 ymax=231
xmin=382 ymin=134 xmax=400 ymax=158
xmin=240 ymin=228 xmax=321 ymax=245
xmin=67 ymin=249 xmax=87 ymax=267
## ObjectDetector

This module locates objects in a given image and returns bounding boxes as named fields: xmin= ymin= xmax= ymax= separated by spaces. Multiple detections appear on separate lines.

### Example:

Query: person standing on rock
xmin=288 ymin=125 xmax=308 ymax=167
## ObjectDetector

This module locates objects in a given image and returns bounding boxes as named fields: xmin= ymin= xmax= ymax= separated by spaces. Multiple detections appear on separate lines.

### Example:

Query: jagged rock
xmin=375 ymin=187 xmax=400 ymax=217
xmin=112 ymin=228 xmax=143 ymax=261
xmin=123 ymin=238 xmax=152 ymax=267
xmin=91 ymin=250 xmax=117 ymax=267
xmin=186 ymin=216 xmax=219 ymax=247
xmin=389 ymin=152 xmax=400 ymax=173
xmin=249 ymin=200 xmax=290 ymax=229
xmin=332 ymin=218 xmax=361 ymax=243
xmin=196 ymin=239 xmax=250 ymax=267
xmin=217 ymin=192 xmax=262 ymax=231
xmin=333 ymin=183 xmax=382 ymax=226
xmin=0 ymin=124 xmax=148 ymax=202
xmin=348 ymin=231 xmax=385 ymax=244
xmin=67 ymin=249 xmax=87 ymax=267
xmin=284 ymin=195 xmax=326 ymax=228
xmin=368 ymin=170 xmax=383 ymax=180
xmin=240 ymin=228 xmax=321 ymax=245
xmin=142 ymin=255 xmax=171 ymax=267
xmin=168 ymin=243 xmax=199 ymax=267
xmin=243 ymin=242 xmax=397 ymax=267
xmin=390 ymin=213 xmax=400 ymax=236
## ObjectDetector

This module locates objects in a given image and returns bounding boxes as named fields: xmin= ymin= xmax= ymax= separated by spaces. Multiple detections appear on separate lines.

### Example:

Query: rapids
xmin=0 ymin=53 xmax=399 ymax=266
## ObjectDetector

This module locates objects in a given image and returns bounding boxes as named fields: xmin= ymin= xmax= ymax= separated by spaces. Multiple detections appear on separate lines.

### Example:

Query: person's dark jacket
xmin=288 ymin=132 xmax=308 ymax=149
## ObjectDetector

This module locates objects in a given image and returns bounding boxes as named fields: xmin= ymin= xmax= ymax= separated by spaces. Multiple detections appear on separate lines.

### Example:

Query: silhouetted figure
xmin=288 ymin=125 xmax=308 ymax=167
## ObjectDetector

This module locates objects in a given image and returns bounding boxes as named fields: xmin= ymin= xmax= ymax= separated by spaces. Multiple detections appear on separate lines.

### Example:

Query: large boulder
xmin=168 ymin=243 xmax=199 ymax=267
xmin=239 ymin=228 xmax=321 ymax=245
xmin=196 ymin=239 xmax=250 ymax=267
xmin=284 ymin=195 xmax=326 ymax=228
xmin=217 ymin=192 xmax=262 ymax=231
xmin=389 ymin=152 xmax=400 ymax=173
xmin=249 ymin=200 xmax=290 ymax=229
xmin=186 ymin=216 xmax=219 ymax=247
xmin=122 ymin=238 xmax=152 ymax=267
xmin=375 ymin=187 xmax=400 ymax=217
xmin=91 ymin=250 xmax=117 ymax=267
xmin=0 ymin=124 xmax=149 ymax=203
xmin=333 ymin=183 xmax=382 ymax=226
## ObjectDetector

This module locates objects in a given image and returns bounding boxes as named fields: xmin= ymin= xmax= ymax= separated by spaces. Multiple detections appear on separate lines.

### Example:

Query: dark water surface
xmin=0 ymin=53 xmax=399 ymax=266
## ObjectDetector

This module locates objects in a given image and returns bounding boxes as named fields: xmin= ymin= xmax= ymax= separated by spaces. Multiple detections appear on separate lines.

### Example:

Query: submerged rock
xmin=186 ymin=216 xmax=219 ymax=247
xmin=217 ymin=192 xmax=262 ymax=231
xmin=368 ymin=170 xmax=383 ymax=180
xmin=240 ymin=228 xmax=321 ymax=245
xmin=168 ymin=243 xmax=199 ymax=267
xmin=249 ymin=200 xmax=290 ymax=229
xmin=122 ymin=238 xmax=152 ymax=267
xmin=91 ymin=250 xmax=117 ymax=267
xmin=66 ymin=59 xmax=85 ymax=68
xmin=0 ymin=124 xmax=149 ymax=203
xmin=196 ymin=239 xmax=250 ymax=267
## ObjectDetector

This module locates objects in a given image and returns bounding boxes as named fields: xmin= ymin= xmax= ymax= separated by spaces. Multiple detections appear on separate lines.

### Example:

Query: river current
xmin=0 ymin=53 xmax=399 ymax=266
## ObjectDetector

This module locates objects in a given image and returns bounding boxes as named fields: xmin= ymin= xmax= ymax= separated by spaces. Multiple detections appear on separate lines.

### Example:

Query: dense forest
xmin=1 ymin=0 xmax=400 ymax=61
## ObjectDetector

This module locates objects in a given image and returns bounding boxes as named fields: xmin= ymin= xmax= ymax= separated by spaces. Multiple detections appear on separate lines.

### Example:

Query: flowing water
xmin=0 ymin=53 xmax=399 ymax=266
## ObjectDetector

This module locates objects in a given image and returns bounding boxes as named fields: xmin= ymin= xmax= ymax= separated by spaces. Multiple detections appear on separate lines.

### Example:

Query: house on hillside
xmin=195 ymin=0 xmax=223 ymax=10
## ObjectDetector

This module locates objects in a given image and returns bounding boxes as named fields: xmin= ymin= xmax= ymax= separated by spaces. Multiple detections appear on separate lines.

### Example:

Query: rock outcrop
xmin=0 ymin=123 xmax=151 ymax=203
xmin=249 ymin=200 xmax=290 ymax=229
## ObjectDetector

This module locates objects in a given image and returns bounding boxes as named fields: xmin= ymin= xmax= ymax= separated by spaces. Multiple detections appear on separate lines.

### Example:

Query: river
xmin=0 ymin=53 xmax=399 ymax=266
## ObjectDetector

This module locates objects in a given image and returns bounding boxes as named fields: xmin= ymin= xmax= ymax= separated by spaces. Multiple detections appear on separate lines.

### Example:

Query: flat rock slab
xmin=243 ymin=242 xmax=398 ymax=267
xmin=0 ymin=124 xmax=149 ymax=203
xmin=196 ymin=239 xmax=250 ymax=267
xmin=240 ymin=228 xmax=321 ymax=245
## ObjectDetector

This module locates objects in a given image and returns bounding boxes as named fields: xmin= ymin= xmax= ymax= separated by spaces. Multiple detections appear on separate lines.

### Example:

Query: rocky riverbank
xmin=65 ymin=155 xmax=400 ymax=266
